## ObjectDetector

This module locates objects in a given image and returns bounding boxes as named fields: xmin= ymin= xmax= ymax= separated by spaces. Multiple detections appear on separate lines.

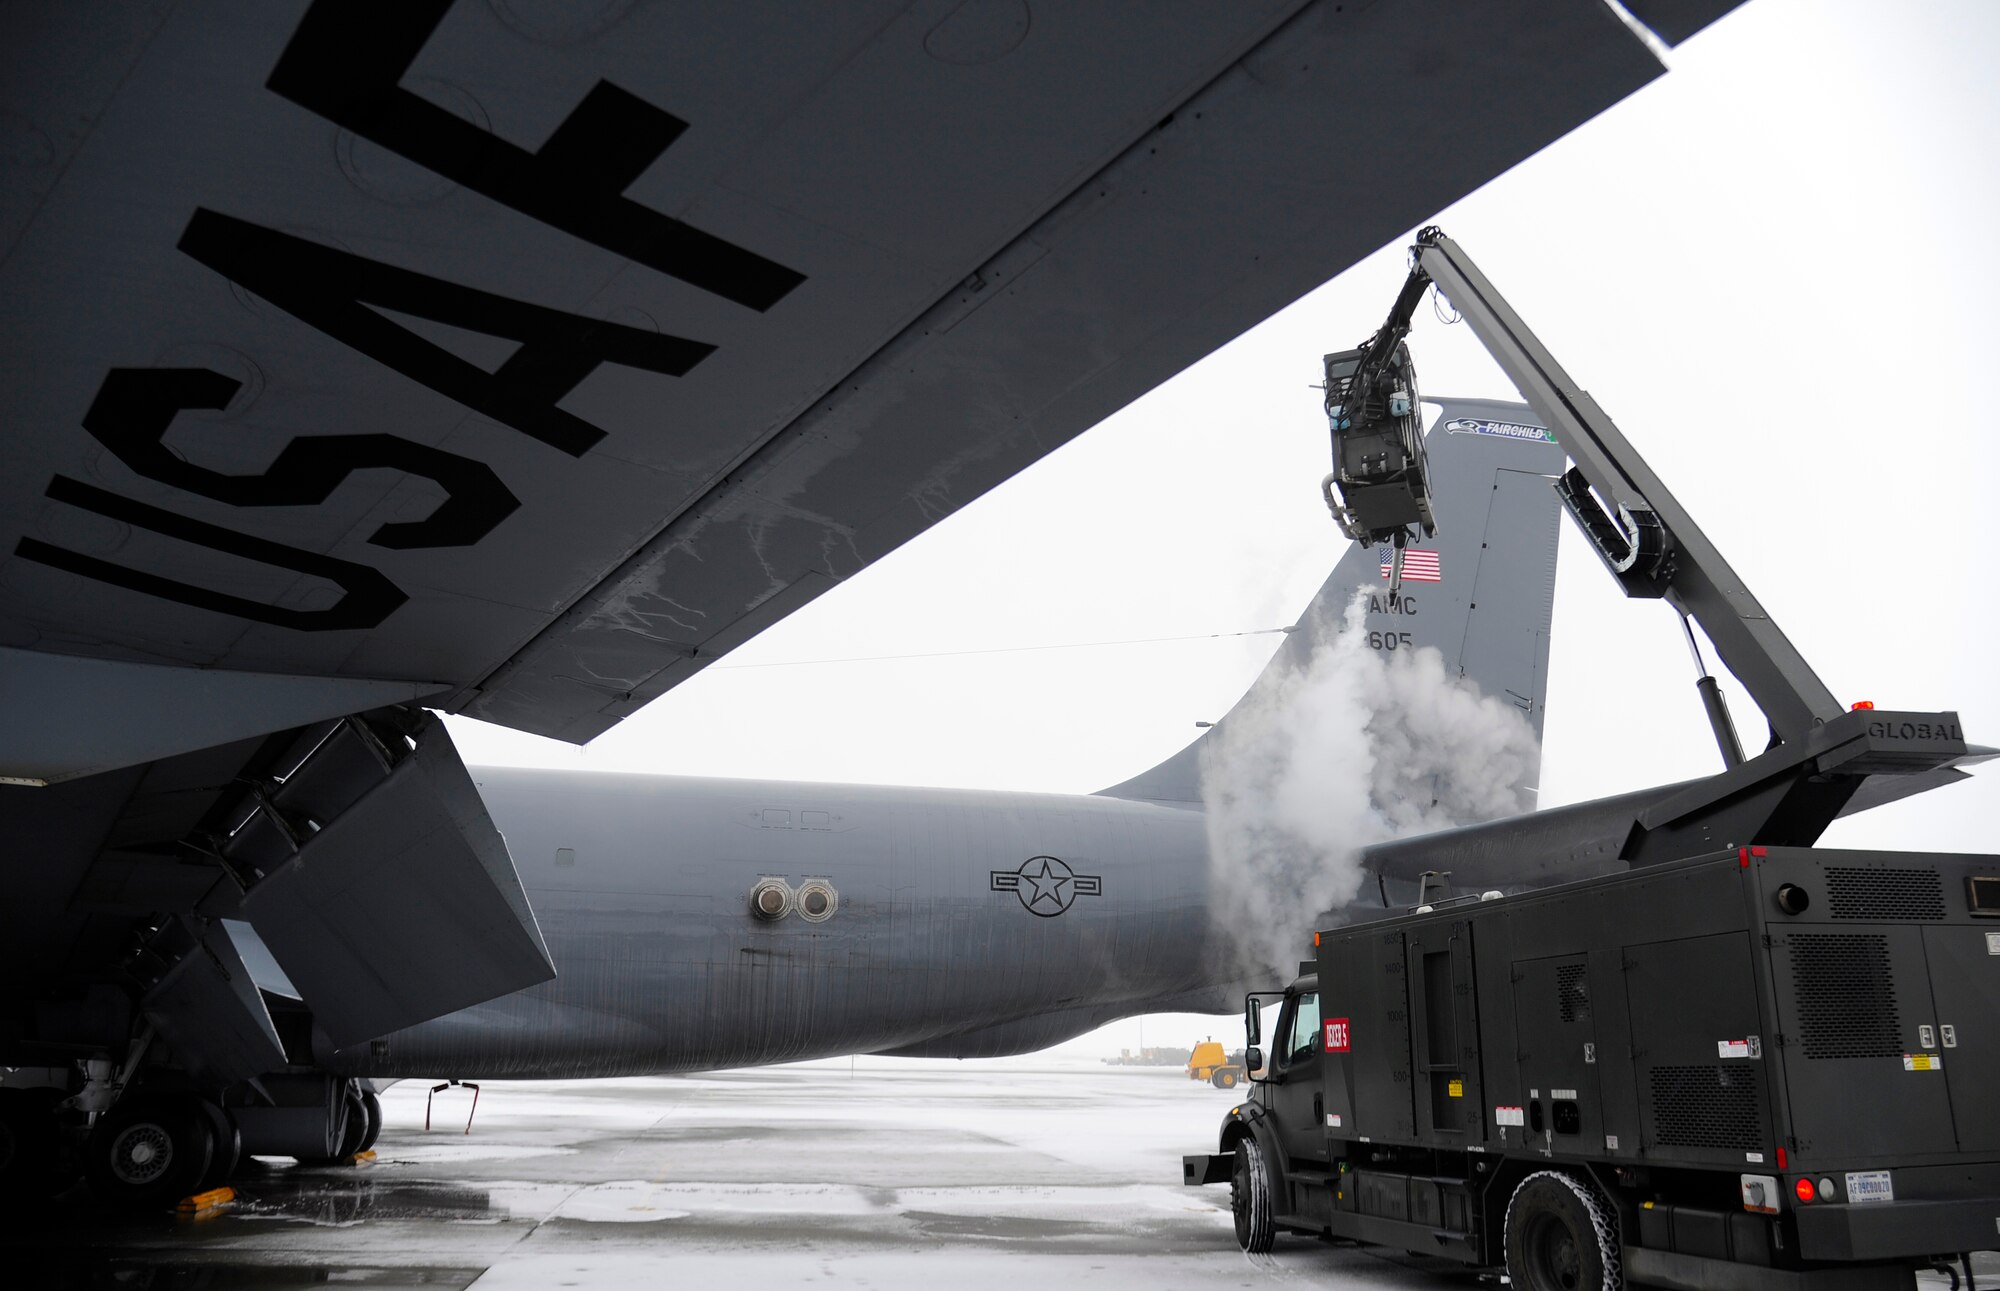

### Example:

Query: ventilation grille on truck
xmin=1556 ymin=964 xmax=1590 ymax=1024
xmin=1824 ymin=867 xmax=1945 ymax=920
xmin=1788 ymin=934 xmax=1902 ymax=1059
xmin=1648 ymin=1065 xmax=1762 ymax=1150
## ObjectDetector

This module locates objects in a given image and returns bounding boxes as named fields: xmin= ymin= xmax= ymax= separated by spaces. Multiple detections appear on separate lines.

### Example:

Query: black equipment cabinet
xmin=1306 ymin=846 xmax=2000 ymax=1288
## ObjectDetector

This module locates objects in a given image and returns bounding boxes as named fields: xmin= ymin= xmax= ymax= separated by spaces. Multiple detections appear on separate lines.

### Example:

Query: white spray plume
xmin=1200 ymin=588 xmax=1540 ymax=979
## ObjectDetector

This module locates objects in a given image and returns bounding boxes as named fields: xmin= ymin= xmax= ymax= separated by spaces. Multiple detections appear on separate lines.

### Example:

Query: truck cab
xmin=1181 ymin=971 xmax=1345 ymax=1251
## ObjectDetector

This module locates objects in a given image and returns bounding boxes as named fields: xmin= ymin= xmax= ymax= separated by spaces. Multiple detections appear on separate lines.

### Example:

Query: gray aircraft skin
xmin=306 ymin=398 xmax=1569 ymax=1080
xmin=0 ymin=3 xmax=1754 ymax=1198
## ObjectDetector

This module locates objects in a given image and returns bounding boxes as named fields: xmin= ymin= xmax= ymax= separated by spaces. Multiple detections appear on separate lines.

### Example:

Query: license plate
xmin=1845 ymin=1171 xmax=1894 ymax=1204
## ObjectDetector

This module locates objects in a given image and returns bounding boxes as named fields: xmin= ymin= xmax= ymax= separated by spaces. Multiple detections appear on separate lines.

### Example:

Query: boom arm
xmin=1342 ymin=230 xmax=1972 ymax=860
xmin=1404 ymin=229 xmax=1844 ymax=747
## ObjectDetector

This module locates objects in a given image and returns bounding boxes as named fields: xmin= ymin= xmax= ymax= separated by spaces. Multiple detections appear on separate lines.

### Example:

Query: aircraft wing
xmin=0 ymin=0 xmax=1741 ymax=1060
xmin=1 ymin=0 xmax=1737 ymax=768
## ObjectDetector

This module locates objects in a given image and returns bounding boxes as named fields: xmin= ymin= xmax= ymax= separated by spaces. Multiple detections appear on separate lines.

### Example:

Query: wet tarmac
xmin=7 ymin=1058 xmax=1994 ymax=1290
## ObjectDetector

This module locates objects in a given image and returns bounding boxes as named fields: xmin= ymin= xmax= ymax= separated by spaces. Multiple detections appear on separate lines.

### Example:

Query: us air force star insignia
xmin=990 ymin=855 xmax=1103 ymax=917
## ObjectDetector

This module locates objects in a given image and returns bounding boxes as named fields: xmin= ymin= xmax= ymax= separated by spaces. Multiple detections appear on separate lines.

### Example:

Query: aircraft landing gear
xmin=197 ymin=1100 xmax=241 ymax=1192
xmin=296 ymin=1083 xmax=369 ymax=1165
xmin=357 ymin=1089 xmax=383 ymax=1154
xmin=0 ymin=1087 xmax=72 ymax=1203
xmin=84 ymin=1094 xmax=214 ymax=1208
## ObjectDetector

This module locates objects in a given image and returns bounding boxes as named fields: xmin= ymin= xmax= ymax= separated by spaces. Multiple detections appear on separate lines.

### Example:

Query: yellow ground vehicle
xmin=1187 ymin=1040 xmax=1245 ymax=1089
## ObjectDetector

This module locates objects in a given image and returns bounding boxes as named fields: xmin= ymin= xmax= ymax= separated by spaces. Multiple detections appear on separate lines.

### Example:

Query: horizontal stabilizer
xmin=243 ymin=717 xmax=553 ymax=1048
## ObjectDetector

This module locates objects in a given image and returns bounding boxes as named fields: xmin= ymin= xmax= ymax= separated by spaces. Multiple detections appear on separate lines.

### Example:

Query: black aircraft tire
xmin=86 ymin=1095 xmax=214 ymax=1209
xmin=1504 ymin=1170 xmax=1622 ymax=1291
xmin=296 ymin=1087 xmax=368 ymax=1165
xmin=0 ymin=1088 xmax=62 ymax=1203
xmin=357 ymin=1090 xmax=382 ymax=1154
xmin=196 ymin=1102 xmax=240 ymax=1191
xmin=1229 ymin=1136 xmax=1276 ymax=1253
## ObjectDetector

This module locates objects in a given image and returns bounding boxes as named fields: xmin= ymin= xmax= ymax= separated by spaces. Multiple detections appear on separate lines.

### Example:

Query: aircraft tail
xmin=1097 ymin=397 xmax=1564 ymax=806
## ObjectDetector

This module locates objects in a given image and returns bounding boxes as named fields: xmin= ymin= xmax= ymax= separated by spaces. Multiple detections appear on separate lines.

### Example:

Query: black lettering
xmin=267 ymin=0 xmax=804 ymax=311
xmin=17 ymin=476 xmax=407 ymax=631
xmin=180 ymin=210 xmax=714 ymax=457
xmin=83 ymin=368 xmax=519 ymax=549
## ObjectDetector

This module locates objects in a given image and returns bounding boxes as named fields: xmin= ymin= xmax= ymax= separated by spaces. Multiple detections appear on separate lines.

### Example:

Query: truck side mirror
xmin=1244 ymin=999 xmax=1261 ymax=1046
xmin=1244 ymin=1046 xmax=1263 ymax=1075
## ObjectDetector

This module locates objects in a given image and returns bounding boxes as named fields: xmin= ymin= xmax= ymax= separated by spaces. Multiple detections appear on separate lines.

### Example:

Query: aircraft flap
xmin=241 ymin=719 xmax=554 ymax=1048
xmin=141 ymin=916 xmax=288 ymax=1085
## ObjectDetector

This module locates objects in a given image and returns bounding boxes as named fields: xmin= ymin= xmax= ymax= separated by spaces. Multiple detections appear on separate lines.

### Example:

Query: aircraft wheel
xmin=0 ymin=1087 xmax=64 ymax=1203
xmin=1504 ymin=1170 xmax=1622 ymax=1291
xmin=356 ymin=1090 xmax=382 ymax=1153
xmin=296 ymin=1086 xmax=368 ymax=1165
xmin=85 ymin=1095 xmax=214 ymax=1208
xmin=196 ymin=1101 xmax=240 ymax=1190
xmin=1212 ymin=1070 xmax=1238 ymax=1090
xmin=1229 ymin=1135 xmax=1276 ymax=1253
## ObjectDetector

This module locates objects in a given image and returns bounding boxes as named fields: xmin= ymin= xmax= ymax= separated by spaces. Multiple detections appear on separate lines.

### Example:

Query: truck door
xmin=1768 ymin=927 xmax=1955 ymax=1160
xmin=1512 ymin=954 xmax=1605 ymax=1152
xmin=1334 ymin=929 xmax=1415 ymax=1143
xmin=1921 ymin=926 xmax=2000 ymax=1152
xmin=1407 ymin=920 xmax=1483 ymax=1141
xmin=1271 ymin=988 xmax=1327 ymax=1167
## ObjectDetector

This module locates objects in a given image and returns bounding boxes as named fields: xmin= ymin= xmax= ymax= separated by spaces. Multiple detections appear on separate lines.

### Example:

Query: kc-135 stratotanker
xmin=1 ymin=1 xmax=1980 ymax=1214
xmin=1187 ymin=229 xmax=1999 ymax=1291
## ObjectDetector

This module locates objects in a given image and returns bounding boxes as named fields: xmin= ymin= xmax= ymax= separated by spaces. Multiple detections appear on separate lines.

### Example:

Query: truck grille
xmin=1648 ymin=1065 xmax=1762 ymax=1150
xmin=1824 ymin=867 xmax=1945 ymax=920
xmin=1556 ymin=964 xmax=1590 ymax=1024
xmin=1788 ymin=934 xmax=1902 ymax=1058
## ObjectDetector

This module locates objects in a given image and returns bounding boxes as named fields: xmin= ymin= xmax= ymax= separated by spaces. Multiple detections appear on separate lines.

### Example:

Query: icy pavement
xmin=9 ymin=1057 xmax=1993 ymax=1289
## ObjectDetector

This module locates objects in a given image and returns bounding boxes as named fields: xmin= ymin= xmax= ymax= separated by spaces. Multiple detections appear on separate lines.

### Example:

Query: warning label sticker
xmin=1495 ymin=1106 xmax=1525 ymax=1127
xmin=1447 ymin=1079 xmax=1464 ymax=1098
xmin=1903 ymin=1053 xmax=1942 ymax=1072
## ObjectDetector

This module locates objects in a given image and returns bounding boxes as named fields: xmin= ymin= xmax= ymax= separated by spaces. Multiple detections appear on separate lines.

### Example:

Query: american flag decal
xmin=1376 ymin=547 xmax=1442 ymax=582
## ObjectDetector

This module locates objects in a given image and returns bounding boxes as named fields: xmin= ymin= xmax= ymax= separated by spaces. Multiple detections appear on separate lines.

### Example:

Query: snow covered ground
xmin=18 ymin=1056 xmax=1993 ymax=1289
xmin=14 ymin=1057 xmax=1475 ymax=1289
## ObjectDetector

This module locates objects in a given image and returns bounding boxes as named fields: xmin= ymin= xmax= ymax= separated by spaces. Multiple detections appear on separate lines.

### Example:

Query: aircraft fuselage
xmin=319 ymin=766 xmax=1225 ymax=1078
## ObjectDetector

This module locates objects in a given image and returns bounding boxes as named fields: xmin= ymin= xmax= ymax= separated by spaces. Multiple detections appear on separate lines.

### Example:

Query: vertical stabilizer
xmin=1097 ymin=398 xmax=1564 ymax=805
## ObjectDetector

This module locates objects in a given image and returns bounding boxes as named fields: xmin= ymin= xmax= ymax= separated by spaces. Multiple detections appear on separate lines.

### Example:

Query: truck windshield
xmin=1285 ymin=992 xmax=1321 ymax=1067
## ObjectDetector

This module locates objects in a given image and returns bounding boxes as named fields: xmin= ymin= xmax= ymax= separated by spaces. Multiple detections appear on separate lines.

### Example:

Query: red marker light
xmin=1776 ymin=1147 xmax=1788 ymax=1170
xmin=1851 ymin=701 xmax=1875 ymax=711
xmin=1794 ymin=1177 xmax=1816 ymax=1203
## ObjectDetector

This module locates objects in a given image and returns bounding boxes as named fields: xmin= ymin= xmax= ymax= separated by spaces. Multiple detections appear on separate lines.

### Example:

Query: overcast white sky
xmin=450 ymin=1 xmax=2000 ymax=1054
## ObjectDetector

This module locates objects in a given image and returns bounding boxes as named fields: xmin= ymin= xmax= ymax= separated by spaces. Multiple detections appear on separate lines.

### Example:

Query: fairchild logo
xmin=1444 ymin=417 xmax=1555 ymax=444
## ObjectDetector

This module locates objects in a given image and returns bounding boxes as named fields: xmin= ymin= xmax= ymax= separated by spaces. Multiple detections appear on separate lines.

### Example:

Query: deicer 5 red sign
xmin=1324 ymin=1018 xmax=1351 ymax=1052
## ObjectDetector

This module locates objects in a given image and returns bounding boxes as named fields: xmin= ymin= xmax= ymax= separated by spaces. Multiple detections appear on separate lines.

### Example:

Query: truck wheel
xmin=1217 ymin=1071 xmax=1238 ymax=1089
xmin=1503 ymin=1171 xmax=1622 ymax=1291
xmin=1229 ymin=1136 xmax=1276 ymax=1253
